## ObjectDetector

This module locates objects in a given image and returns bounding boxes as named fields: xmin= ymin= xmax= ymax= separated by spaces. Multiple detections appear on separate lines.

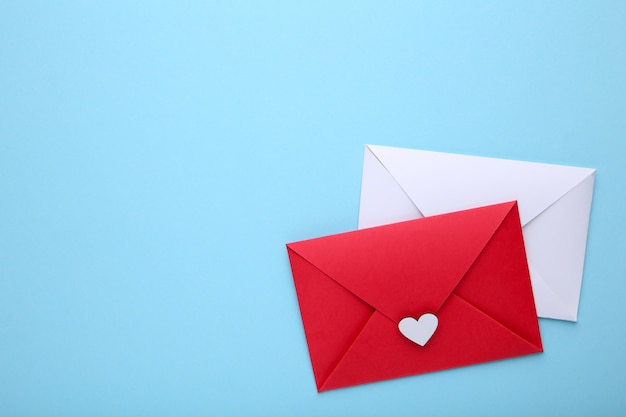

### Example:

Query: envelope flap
xmin=287 ymin=202 xmax=515 ymax=323
xmin=367 ymin=145 xmax=595 ymax=226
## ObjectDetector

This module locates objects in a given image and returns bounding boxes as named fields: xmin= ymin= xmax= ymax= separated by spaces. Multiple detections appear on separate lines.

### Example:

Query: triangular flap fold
xmin=358 ymin=145 xmax=423 ymax=229
xmin=321 ymin=295 xmax=541 ymax=392
xmin=453 ymin=203 xmax=542 ymax=349
xmin=287 ymin=202 xmax=514 ymax=323
xmin=522 ymin=173 xmax=595 ymax=322
xmin=367 ymin=145 xmax=595 ymax=226
xmin=286 ymin=248 xmax=375 ymax=390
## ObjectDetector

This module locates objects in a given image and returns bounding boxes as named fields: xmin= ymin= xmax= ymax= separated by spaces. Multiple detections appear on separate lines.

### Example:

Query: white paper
xmin=359 ymin=145 xmax=596 ymax=322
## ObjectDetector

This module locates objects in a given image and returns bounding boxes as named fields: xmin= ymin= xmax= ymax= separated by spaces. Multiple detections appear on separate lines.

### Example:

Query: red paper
xmin=286 ymin=201 xmax=542 ymax=392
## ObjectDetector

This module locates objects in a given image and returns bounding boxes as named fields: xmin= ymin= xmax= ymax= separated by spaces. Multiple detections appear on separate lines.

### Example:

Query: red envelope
xmin=286 ymin=201 xmax=542 ymax=392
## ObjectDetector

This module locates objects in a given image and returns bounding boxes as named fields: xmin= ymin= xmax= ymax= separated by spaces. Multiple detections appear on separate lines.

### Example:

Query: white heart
xmin=398 ymin=313 xmax=438 ymax=346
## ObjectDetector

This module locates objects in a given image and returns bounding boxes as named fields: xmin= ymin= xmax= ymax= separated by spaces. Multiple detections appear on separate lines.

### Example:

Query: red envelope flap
xmin=287 ymin=202 xmax=515 ymax=323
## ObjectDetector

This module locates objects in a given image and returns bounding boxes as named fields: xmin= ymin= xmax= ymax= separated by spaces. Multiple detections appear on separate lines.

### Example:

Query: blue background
xmin=1 ymin=1 xmax=625 ymax=415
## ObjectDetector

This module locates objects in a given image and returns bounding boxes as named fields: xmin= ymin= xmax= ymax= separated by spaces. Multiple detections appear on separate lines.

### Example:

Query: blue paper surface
xmin=1 ymin=1 xmax=625 ymax=415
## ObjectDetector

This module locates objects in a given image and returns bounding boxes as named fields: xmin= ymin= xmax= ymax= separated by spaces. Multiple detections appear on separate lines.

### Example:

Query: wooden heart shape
xmin=398 ymin=313 xmax=438 ymax=346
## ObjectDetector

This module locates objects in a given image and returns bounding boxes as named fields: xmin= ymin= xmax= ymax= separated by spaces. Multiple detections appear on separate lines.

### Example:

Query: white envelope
xmin=358 ymin=145 xmax=596 ymax=322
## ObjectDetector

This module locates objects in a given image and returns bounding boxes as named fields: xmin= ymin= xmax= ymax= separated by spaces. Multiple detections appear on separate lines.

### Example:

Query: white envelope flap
xmin=358 ymin=145 xmax=423 ymax=229
xmin=523 ymin=173 xmax=595 ymax=321
xmin=366 ymin=144 xmax=595 ymax=226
